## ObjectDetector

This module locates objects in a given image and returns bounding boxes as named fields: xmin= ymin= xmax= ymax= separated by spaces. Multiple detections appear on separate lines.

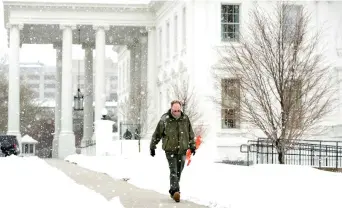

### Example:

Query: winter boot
xmin=173 ymin=192 xmax=180 ymax=202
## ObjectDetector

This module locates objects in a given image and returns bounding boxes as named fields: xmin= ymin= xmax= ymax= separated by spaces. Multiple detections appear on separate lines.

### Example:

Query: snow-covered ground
xmin=66 ymin=141 xmax=342 ymax=208
xmin=0 ymin=156 xmax=124 ymax=208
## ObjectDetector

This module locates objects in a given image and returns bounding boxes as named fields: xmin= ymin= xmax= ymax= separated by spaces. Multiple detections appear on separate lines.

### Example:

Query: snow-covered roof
xmin=21 ymin=135 xmax=38 ymax=144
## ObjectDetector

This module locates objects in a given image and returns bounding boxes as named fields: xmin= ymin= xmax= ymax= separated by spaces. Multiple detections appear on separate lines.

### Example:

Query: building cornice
xmin=3 ymin=2 xmax=156 ymax=26
xmin=3 ymin=2 xmax=151 ymax=11
xmin=155 ymin=0 xmax=180 ymax=21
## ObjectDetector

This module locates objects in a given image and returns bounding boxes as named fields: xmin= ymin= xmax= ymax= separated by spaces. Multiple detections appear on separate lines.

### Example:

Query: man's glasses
xmin=172 ymin=110 xmax=181 ymax=113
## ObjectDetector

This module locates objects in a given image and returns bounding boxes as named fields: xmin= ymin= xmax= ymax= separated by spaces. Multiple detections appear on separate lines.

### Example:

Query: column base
xmin=58 ymin=131 xmax=75 ymax=159
xmin=52 ymin=134 xmax=59 ymax=158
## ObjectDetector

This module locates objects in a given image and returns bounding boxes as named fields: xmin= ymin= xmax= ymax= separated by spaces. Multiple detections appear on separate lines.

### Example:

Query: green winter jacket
xmin=150 ymin=109 xmax=196 ymax=154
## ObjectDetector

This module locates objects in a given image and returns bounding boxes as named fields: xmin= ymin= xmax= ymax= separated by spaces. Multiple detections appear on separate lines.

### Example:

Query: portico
xmin=3 ymin=1 xmax=160 ymax=159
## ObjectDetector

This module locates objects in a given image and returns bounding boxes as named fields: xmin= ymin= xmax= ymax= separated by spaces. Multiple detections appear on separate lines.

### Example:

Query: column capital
xmin=60 ymin=24 xmax=76 ymax=30
xmin=53 ymin=42 xmax=63 ymax=49
xmin=146 ymin=26 xmax=156 ymax=32
xmin=93 ymin=24 xmax=110 ymax=31
xmin=6 ymin=23 xmax=24 ymax=30
xmin=82 ymin=42 xmax=95 ymax=49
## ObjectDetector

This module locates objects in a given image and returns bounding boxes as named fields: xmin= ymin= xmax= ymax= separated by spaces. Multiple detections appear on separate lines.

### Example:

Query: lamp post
xmin=101 ymin=108 xmax=108 ymax=120
xmin=73 ymin=88 xmax=84 ymax=111
xmin=73 ymin=28 xmax=84 ymax=111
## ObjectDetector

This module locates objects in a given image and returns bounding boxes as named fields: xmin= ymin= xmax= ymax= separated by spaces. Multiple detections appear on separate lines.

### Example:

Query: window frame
xmin=220 ymin=4 xmax=241 ymax=42
xmin=221 ymin=78 xmax=241 ymax=129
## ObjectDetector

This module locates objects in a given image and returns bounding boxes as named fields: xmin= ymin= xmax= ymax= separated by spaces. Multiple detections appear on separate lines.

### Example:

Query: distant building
xmin=3 ymin=59 xmax=118 ymax=102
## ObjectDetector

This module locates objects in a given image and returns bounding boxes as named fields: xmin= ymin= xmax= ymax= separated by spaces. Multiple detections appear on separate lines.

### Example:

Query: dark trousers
xmin=166 ymin=152 xmax=186 ymax=195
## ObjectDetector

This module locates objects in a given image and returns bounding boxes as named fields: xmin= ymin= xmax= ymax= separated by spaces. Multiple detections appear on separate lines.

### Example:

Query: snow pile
xmin=66 ymin=141 xmax=342 ymax=208
xmin=0 ymin=156 xmax=125 ymax=208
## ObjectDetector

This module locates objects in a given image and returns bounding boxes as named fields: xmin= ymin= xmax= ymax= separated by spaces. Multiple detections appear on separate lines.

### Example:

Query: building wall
xmin=155 ymin=1 xmax=191 ymax=116
xmin=150 ymin=1 xmax=342 ymax=160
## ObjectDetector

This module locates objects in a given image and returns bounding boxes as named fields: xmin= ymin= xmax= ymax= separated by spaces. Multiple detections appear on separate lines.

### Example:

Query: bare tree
xmin=0 ymin=55 xmax=53 ymax=146
xmin=212 ymin=3 xmax=336 ymax=163
xmin=118 ymin=89 xmax=156 ymax=138
xmin=170 ymin=79 xmax=206 ymax=137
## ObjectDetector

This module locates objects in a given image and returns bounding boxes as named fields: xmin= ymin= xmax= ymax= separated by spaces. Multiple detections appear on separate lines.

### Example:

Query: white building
xmin=115 ymin=1 xmax=342 ymax=160
xmin=3 ymin=0 xmax=342 ymax=160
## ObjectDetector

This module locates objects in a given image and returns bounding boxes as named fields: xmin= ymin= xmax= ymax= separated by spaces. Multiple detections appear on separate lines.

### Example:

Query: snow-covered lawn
xmin=0 ymin=156 xmax=124 ymax=208
xmin=66 ymin=142 xmax=342 ymax=208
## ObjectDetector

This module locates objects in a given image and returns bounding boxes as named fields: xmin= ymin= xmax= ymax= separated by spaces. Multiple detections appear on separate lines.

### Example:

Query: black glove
xmin=190 ymin=148 xmax=196 ymax=156
xmin=150 ymin=149 xmax=155 ymax=157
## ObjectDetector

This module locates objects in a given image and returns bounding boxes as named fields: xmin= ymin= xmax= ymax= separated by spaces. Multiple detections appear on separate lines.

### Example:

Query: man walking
xmin=150 ymin=100 xmax=196 ymax=203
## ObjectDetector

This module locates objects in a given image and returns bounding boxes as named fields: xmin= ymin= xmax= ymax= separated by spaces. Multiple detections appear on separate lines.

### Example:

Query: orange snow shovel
xmin=186 ymin=135 xmax=202 ymax=166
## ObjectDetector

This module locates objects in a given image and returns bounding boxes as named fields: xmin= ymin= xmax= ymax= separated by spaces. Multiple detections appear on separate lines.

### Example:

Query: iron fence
xmin=240 ymin=138 xmax=342 ymax=169
xmin=77 ymin=140 xmax=96 ymax=148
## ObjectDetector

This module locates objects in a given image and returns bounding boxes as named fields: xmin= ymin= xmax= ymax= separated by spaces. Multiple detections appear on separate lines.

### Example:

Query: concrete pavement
xmin=45 ymin=159 xmax=207 ymax=208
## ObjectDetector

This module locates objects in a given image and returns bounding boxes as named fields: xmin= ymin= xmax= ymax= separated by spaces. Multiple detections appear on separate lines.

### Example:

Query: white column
xmin=82 ymin=43 xmax=94 ymax=142
xmin=93 ymin=25 xmax=109 ymax=121
xmin=7 ymin=23 xmax=23 ymax=147
xmin=146 ymin=27 xmax=157 ymax=134
xmin=52 ymin=42 xmax=62 ymax=158
xmin=127 ymin=44 xmax=136 ymax=98
xmin=58 ymin=24 xmax=76 ymax=159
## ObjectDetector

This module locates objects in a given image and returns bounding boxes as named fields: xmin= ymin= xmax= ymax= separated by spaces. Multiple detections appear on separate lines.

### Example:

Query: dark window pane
xmin=228 ymin=25 xmax=235 ymax=32
xmin=234 ymin=5 xmax=239 ymax=13
xmin=234 ymin=14 xmax=239 ymax=23
xmin=228 ymin=14 xmax=234 ymax=23
xmin=227 ymin=5 xmax=233 ymax=13
xmin=222 ymin=14 xmax=229 ymax=22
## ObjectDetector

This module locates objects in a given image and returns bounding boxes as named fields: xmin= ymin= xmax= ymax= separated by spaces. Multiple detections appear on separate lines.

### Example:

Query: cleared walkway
xmin=45 ymin=159 xmax=208 ymax=208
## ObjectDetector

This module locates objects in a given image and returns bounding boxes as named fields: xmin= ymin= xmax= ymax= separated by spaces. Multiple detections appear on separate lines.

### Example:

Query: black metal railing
xmin=77 ymin=140 xmax=96 ymax=148
xmin=240 ymin=138 xmax=342 ymax=169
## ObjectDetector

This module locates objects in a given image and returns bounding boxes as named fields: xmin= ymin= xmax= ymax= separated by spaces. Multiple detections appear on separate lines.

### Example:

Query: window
xmin=221 ymin=5 xmax=240 ymax=42
xmin=159 ymin=28 xmax=163 ymax=63
xmin=182 ymin=7 xmax=186 ymax=47
xmin=44 ymin=92 xmax=55 ymax=98
xmin=27 ymin=75 xmax=40 ymax=80
xmin=221 ymin=78 xmax=240 ymax=128
xmin=119 ymin=65 xmax=122 ymax=90
xmin=44 ymin=83 xmax=55 ymax=88
xmin=122 ymin=62 xmax=126 ymax=89
xmin=166 ymin=21 xmax=170 ymax=59
xmin=44 ymin=75 xmax=55 ymax=80
xmin=29 ymin=144 xmax=34 ymax=154
xmin=174 ymin=14 xmax=178 ymax=53
xmin=23 ymin=144 xmax=28 ymax=153
xmin=126 ymin=59 xmax=129 ymax=86
xmin=23 ymin=144 xmax=34 ymax=154
xmin=28 ymin=84 xmax=39 ymax=89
